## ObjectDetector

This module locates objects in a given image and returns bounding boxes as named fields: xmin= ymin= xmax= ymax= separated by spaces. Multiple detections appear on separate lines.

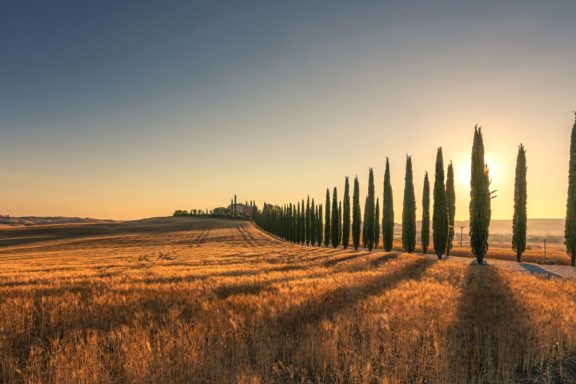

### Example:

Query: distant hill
xmin=0 ymin=216 xmax=117 ymax=227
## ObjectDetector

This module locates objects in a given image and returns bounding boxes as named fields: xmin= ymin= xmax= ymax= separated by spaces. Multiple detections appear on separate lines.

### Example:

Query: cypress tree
xmin=421 ymin=172 xmax=430 ymax=254
xmin=292 ymin=202 xmax=296 ymax=241
xmin=300 ymin=199 xmax=306 ymax=244
xmin=292 ymin=203 xmax=296 ymax=242
xmin=363 ymin=195 xmax=369 ymax=248
xmin=324 ymin=189 xmax=331 ymax=247
xmin=234 ymin=194 xmax=237 ymax=216
xmin=513 ymin=144 xmax=527 ymax=262
xmin=402 ymin=156 xmax=417 ymax=253
xmin=283 ymin=205 xmax=287 ymax=240
xmin=317 ymin=204 xmax=323 ymax=246
xmin=342 ymin=177 xmax=351 ymax=249
xmin=281 ymin=205 xmax=286 ymax=239
xmin=352 ymin=176 xmax=362 ymax=250
xmin=338 ymin=202 xmax=342 ymax=244
xmin=383 ymin=158 xmax=394 ymax=251
xmin=433 ymin=148 xmax=449 ymax=259
xmin=365 ymin=168 xmax=375 ymax=251
xmin=295 ymin=202 xmax=300 ymax=244
xmin=331 ymin=187 xmax=340 ymax=248
xmin=310 ymin=199 xmax=316 ymax=247
xmin=446 ymin=162 xmax=456 ymax=255
xmin=375 ymin=198 xmax=380 ymax=249
xmin=306 ymin=197 xmax=311 ymax=245
xmin=286 ymin=205 xmax=290 ymax=240
xmin=566 ymin=114 xmax=576 ymax=267
xmin=470 ymin=126 xmax=492 ymax=264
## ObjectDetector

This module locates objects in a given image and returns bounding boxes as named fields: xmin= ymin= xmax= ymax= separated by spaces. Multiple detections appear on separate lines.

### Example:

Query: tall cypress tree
xmin=421 ymin=172 xmax=430 ymax=254
xmin=287 ymin=205 xmax=291 ymax=240
xmin=566 ymin=114 xmax=576 ymax=267
xmin=282 ymin=205 xmax=286 ymax=239
xmin=295 ymin=202 xmax=301 ymax=244
xmin=383 ymin=158 xmax=395 ymax=251
xmin=292 ymin=203 xmax=297 ymax=243
xmin=300 ymin=199 xmax=306 ymax=244
xmin=311 ymin=199 xmax=316 ymax=247
xmin=513 ymin=144 xmax=527 ymax=262
xmin=338 ymin=201 xmax=342 ymax=244
xmin=433 ymin=148 xmax=449 ymax=259
xmin=342 ymin=177 xmax=351 ymax=249
xmin=317 ymin=204 xmax=323 ymax=246
xmin=375 ymin=198 xmax=380 ymax=249
xmin=352 ymin=176 xmax=362 ymax=250
xmin=331 ymin=187 xmax=340 ymax=248
xmin=306 ymin=197 xmax=311 ymax=245
xmin=363 ymin=195 xmax=369 ymax=248
xmin=446 ymin=162 xmax=456 ymax=255
xmin=365 ymin=168 xmax=375 ymax=251
xmin=470 ymin=126 xmax=492 ymax=264
xmin=324 ymin=189 xmax=331 ymax=247
xmin=402 ymin=156 xmax=417 ymax=253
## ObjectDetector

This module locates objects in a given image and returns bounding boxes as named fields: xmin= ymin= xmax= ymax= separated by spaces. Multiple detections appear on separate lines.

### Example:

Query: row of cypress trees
xmin=255 ymin=199 xmax=324 ymax=246
xmin=256 ymin=116 xmax=576 ymax=267
xmin=254 ymin=132 xmax=475 ymax=260
xmin=256 ymin=154 xmax=458 ymax=256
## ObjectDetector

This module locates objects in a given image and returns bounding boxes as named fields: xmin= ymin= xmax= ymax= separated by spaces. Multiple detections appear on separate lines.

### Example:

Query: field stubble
xmin=0 ymin=217 xmax=575 ymax=383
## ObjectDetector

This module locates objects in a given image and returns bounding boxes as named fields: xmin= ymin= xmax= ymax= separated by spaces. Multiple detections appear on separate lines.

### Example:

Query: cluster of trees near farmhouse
xmin=174 ymin=195 xmax=257 ymax=219
xmin=256 ymin=115 xmax=576 ymax=267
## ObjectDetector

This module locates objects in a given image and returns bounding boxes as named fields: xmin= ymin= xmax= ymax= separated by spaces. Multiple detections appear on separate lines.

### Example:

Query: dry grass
xmin=0 ymin=217 xmax=575 ymax=383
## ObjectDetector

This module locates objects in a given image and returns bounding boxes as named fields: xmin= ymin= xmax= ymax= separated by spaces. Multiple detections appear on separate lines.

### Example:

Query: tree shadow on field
xmin=370 ymin=252 xmax=401 ymax=267
xmin=322 ymin=251 xmax=372 ymax=267
xmin=446 ymin=263 xmax=540 ymax=383
xmin=273 ymin=257 xmax=433 ymax=333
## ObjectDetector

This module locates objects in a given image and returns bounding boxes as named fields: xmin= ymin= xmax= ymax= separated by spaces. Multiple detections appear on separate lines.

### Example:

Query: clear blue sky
xmin=1 ymin=1 xmax=575 ymax=219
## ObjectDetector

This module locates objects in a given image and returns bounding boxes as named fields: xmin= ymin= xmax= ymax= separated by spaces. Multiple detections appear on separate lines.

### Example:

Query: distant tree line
xmin=252 ymin=114 xmax=576 ymax=267
xmin=174 ymin=199 xmax=257 ymax=220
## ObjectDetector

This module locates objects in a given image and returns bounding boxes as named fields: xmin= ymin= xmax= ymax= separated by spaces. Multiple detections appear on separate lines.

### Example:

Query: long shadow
xmin=520 ymin=263 xmax=560 ymax=279
xmin=322 ymin=251 xmax=372 ymax=267
xmin=446 ymin=263 xmax=541 ymax=383
xmin=283 ymin=249 xmax=345 ymax=264
xmin=370 ymin=252 xmax=401 ymax=267
xmin=272 ymin=258 xmax=434 ymax=334
xmin=214 ymin=281 xmax=272 ymax=299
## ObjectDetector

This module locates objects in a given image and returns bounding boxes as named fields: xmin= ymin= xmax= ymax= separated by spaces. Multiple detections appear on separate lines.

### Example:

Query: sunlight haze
xmin=1 ymin=1 xmax=575 ymax=220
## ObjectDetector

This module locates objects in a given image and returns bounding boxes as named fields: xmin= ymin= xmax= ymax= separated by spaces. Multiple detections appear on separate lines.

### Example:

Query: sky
xmin=1 ymin=0 xmax=575 ymax=220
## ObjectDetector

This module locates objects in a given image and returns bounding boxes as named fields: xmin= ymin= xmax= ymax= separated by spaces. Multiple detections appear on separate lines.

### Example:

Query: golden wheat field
xmin=0 ymin=217 xmax=575 ymax=384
